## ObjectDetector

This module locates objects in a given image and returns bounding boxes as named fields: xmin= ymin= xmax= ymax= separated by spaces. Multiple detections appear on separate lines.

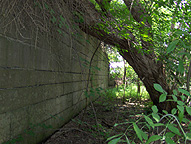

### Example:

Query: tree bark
xmin=65 ymin=0 xmax=174 ymax=112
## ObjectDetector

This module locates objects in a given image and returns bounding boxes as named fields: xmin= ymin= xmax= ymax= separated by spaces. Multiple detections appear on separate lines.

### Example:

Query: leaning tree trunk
xmin=120 ymin=47 xmax=174 ymax=112
xmin=65 ymin=0 xmax=175 ymax=112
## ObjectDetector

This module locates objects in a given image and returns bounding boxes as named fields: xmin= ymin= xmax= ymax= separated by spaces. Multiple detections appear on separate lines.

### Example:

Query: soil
xmin=42 ymin=95 xmax=152 ymax=144
xmin=42 ymin=95 xmax=191 ymax=144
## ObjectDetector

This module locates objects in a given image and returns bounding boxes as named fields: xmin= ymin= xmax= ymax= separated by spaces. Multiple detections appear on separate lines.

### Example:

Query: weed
xmin=107 ymin=84 xmax=191 ymax=144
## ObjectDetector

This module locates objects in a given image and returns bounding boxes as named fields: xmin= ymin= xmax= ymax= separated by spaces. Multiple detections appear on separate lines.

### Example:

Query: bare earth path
xmin=42 ymin=95 xmax=150 ymax=144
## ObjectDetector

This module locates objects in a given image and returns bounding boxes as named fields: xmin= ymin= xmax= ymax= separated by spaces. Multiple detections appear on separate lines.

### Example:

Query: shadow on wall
xmin=0 ymin=1 xmax=109 ymax=143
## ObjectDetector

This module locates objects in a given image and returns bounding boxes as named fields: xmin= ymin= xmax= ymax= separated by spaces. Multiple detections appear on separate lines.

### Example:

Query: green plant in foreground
xmin=107 ymin=83 xmax=191 ymax=144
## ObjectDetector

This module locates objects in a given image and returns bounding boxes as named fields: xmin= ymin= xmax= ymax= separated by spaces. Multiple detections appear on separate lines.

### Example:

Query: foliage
xmin=149 ymin=0 xmax=191 ymax=87
xmin=106 ymin=46 xmax=138 ymax=83
xmin=104 ymin=84 xmax=149 ymax=102
xmin=89 ymin=0 xmax=191 ymax=91
xmin=107 ymin=84 xmax=191 ymax=144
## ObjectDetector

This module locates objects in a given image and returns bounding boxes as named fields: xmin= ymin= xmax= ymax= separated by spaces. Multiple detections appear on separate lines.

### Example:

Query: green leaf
xmin=174 ymin=30 xmax=188 ymax=35
xmin=108 ymin=137 xmax=122 ymax=144
xmin=177 ymin=100 xmax=184 ymax=106
xmin=154 ymin=83 xmax=164 ymax=93
xmin=186 ymin=107 xmax=191 ymax=116
xmin=165 ymin=132 xmax=175 ymax=138
xmin=125 ymin=135 xmax=131 ymax=144
xmin=182 ymin=118 xmax=189 ymax=123
xmin=178 ymin=60 xmax=184 ymax=74
xmin=162 ymin=110 xmax=168 ymax=114
xmin=107 ymin=134 xmax=123 ymax=141
xmin=57 ymin=29 xmax=62 ymax=34
xmin=172 ymin=95 xmax=177 ymax=102
xmin=51 ymin=16 xmax=57 ymax=23
xmin=152 ymin=105 xmax=158 ymax=113
xmin=153 ymin=123 xmax=164 ymax=127
xmin=171 ymin=108 xmax=177 ymax=115
xmin=180 ymin=95 xmax=186 ymax=101
xmin=144 ymin=116 xmax=154 ymax=128
xmin=178 ymin=111 xmax=184 ymax=123
xmin=178 ymin=88 xmax=190 ymax=97
xmin=167 ymin=124 xmax=181 ymax=136
xmin=141 ymin=131 xmax=148 ymax=141
xmin=60 ymin=16 xmax=65 ymax=22
xmin=44 ymin=3 xmax=49 ymax=9
xmin=133 ymin=123 xmax=142 ymax=141
xmin=166 ymin=40 xmax=179 ymax=54
xmin=177 ymin=105 xmax=184 ymax=113
xmin=159 ymin=93 xmax=167 ymax=103
xmin=145 ymin=135 xmax=162 ymax=144
xmin=186 ymin=133 xmax=191 ymax=140
xmin=165 ymin=137 xmax=176 ymax=144
xmin=173 ymin=90 xmax=177 ymax=95
xmin=84 ymin=91 xmax=89 ymax=98
xmin=152 ymin=113 xmax=160 ymax=122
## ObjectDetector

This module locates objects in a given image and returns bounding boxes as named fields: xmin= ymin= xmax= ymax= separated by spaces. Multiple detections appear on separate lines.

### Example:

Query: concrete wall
xmin=0 ymin=1 xmax=109 ymax=143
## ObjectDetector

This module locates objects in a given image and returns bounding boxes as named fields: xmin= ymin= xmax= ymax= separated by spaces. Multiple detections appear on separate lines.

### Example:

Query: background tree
xmin=65 ymin=0 xmax=191 ymax=112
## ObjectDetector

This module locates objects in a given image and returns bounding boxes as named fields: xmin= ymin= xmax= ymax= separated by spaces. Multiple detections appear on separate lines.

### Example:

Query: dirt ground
xmin=42 ymin=95 xmax=151 ymax=144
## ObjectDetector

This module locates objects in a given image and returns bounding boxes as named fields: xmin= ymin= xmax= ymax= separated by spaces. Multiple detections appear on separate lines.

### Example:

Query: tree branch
xmin=123 ymin=0 xmax=151 ymax=27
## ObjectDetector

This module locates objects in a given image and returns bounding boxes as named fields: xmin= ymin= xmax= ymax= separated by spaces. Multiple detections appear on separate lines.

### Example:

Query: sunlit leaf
xmin=173 ymin=90 xmax=177 ymax=95
xmin=171 ymin=108 xmax=177 ymax=115
xmin=180 ymin=95 xmax=186 ymax=101
xmin=177 ymin=105 xmax=184 ymax=113
xmin=162 ymin=110 xmax=168 ymax=114
xmin=159 ymin=93 xmax=167 ymax=103
xmin=151 ymin=105 xmax=158 ymax=113
xmin=177 ymin=100 xmax=184 ymax=106
xmin=186 ymin=133 xmax=191 ymax=140
xmin=172 ymin=95 xmax=177 ymax=102
xmin=153 ymin=123 xmax=164 ymax=127
xmin=154 ymin=83 xmax=164 ymax=93
xmin=178 ymin=88 xmax=190 ymax=97
xmin=152 ymin=113 xmax=160 ymax=122
xmin=186 ymin=107 xmax=191 ymax=116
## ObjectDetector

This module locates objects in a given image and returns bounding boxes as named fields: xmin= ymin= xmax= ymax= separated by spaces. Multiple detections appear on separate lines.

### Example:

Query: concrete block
xmin=10 ymin=107 xmax=29 ymax=138
xmin=0 ymin=113 xmax=11 ymax=143
xmin=0 ymin=89 xmax=22 ymax=114
xmin=28 ymin=101 xmax=50 ymax=125
xmin=57 ymin=94 xmax=73 ymax=111
xmin=22 ymin=46 xmax=35 ymax=69
xmin=0 ymin=36 xmax=8 ymax=66
xmin=73 ymin=90 xmax=84 ymax=105
xmin=63 ymin=82 xmax=73 ymax=95
xmin=35 ymin=49 xmax=51 ymax=70
xmin=6 ymin=40 xmax=23 ymax=68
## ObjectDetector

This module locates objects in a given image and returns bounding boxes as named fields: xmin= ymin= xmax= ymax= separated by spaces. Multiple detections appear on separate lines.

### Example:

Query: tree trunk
xmin=137 ymin=78 xmax=140 ymax=97
xmin=123 ymin=59 xmax=127 ymax=103
xmin=65 ymin=0 xmax=175 ymax=112
xmin=120 ymin=48 xmax=174 ymax=112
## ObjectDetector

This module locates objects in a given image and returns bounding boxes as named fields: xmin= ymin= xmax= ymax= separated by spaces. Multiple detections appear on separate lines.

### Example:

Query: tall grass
xmin=104 ymin=84 xmax=149 ymax=102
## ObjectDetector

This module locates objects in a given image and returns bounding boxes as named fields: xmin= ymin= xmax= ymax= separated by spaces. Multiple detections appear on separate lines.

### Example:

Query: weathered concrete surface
xmin=0 ymin=1 xmax=109 ymax=143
